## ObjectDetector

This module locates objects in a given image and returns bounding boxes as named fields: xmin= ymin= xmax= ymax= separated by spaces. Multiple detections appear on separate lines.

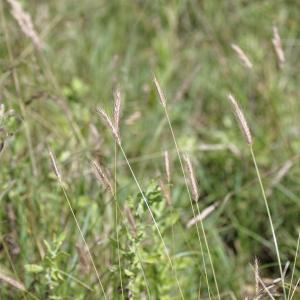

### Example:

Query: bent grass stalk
xmin=228 ymin=94 xmax=285 ymax=298
xmin=49 ymin=151 xmax=107 ymax=300
xmin=154 ymin=76 xmax=219 ymax=299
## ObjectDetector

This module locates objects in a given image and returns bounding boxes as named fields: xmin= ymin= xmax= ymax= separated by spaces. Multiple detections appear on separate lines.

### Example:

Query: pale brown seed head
xmin=153 ymin=76 xmax=166 ymax=107
xmin=186 ymin=202 xmax=219 ymax=228
xmin=272 ymin=26 xmax=285 ymax=67
xmin=49 ymin=150 xmax=62 ymax=183
xmin=228 ymin=94 xmax=252 ymax=145
xmin=183 ymin=154 xmax=199 ymax=202
xmin=91 ymin=160 xmax=113 ymax=195
xmin=97 ymin=106 xmax=121 ymax=144
xmin=164 ymin=150 xmax=171 ymax=183
xmin=254 ymin=257 xmax=260 ymax=295
xmin=0 ymin=271 xmax=25 ymax=291
xmin=113 ymin=88 xmax=121 ymax=135
xmin=231 ymin=44 xmax=253 ymax=69
xmin=7 ymin=0 xmax=43 ymax=50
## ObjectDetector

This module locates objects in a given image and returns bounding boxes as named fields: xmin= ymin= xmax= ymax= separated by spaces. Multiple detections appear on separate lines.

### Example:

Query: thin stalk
xmin=118 ymin=143 xmax=185 ymax=300
xmin=287 ymin=232 xmax=300 ymax=300
xmin=163 ymin=107 xmax=219 ymax=300
xmin=53 ymin=268 xmax=93 ymax=291
xmin=60 ymin=185 xmax=107 ymax=300
xmin=250 ymin=145 xmax=285 ymax=299
xmin=114 ymin=142 xmax=125 ymax=300
xmin=289 ymin=278 xmax=300 ymax=300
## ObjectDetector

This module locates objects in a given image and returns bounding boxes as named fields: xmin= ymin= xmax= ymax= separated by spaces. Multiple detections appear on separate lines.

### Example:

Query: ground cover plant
xmin=0 ymin=0 xmax=299 ymax=299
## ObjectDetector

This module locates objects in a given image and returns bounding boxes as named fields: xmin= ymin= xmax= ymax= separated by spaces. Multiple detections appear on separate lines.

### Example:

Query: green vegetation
xmin=0 ymin=0 xmax=299 ymax=299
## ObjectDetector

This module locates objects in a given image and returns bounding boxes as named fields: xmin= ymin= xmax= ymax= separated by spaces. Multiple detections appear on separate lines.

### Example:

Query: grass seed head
xmin=7 ymin=0 xmax=43 ymax=50
xmin=231 ymin=44 xmax=253 ymax=69
xmin=97 ymin=106 xmax=121 ymax=145
xmin=91 ymin=160 xmax=113 ymax=195
xmin=113 ymin=88 xmax=121 ymax=135
xmin=153 ymin=76 xmax=166 ymax=107
xmin=183 ymin=154 xmax=199 ymax=202
xmin=164 ymin=150 xmax=171 ymax=183
xmin=228 ymin=94 xmax=253 ymax=145
xmin=272 ymin=26 xmax=285 ymax=67
xmin=254 ymin=257 xmax=260 ymax=295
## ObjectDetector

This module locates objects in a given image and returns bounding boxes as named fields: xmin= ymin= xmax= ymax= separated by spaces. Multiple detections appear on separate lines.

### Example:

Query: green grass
xmin=0 ymin=0 xmax=299 ymax=299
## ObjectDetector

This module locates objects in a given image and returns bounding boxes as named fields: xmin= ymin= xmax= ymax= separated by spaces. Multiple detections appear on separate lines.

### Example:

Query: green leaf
xmin=25 ymin=264 xmax=44 ymax=273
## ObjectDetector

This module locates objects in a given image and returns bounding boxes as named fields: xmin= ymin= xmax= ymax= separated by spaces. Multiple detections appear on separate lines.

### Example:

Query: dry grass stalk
xmin=164 ymin=150 xmax=171 ymax=183
xmin=183 ymin=154 xmax=199 ymax=202
xmin=92 ymin=160 xmax=113 ymax=195
xmin=272 ymin=26 xmax=285 ymax=67
xmin=231 ymin=44 xmax=253 ymax=69
xmin=97 ymin=106 xmax=120 ymax=144
xmin=186 ymin=202 xmax=218 ymax=228
xmin=6 ymin=0 xmax=43 ymax=50
xmin=228 ymin=94 xmax=252 ymax=145
xmin=153 ymin=76 xmax=166 ymax=107
xmin=49 ymin=150 xmax=62 ymax=183
xmin=113 ymin=88 xmax=121 ymax=135
xmin=0 ymin=271 xmax=25 ymax=291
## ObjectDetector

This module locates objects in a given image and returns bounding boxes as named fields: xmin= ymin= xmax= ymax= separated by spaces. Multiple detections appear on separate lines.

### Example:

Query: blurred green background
xmin=0 ymin=0 xmax=299 ymax=299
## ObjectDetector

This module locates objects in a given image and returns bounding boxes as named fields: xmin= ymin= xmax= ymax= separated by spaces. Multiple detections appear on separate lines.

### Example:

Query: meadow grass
xmin=0 ymin=0 xmax=299 ymax=299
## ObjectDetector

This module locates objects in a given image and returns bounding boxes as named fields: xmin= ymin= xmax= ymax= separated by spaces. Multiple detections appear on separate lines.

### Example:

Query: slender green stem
xmin=114 ymin=143 xmax=125 ymax=300
xmin=118 ymin=143 xmax=185 ymax=300
xmin=60 ymin=185 xmax=107 ymax=300
xmin=289 ymin=278 xmax=300 ymax=300
xmin=287 ymin=232 xmax=300 ymax=300
xmin=164 ymin=106 xmax=219 ymax=300
xmin=54 ymin=268 xmax=93 ymax=291
xmin=250 ymin=145 xmax=285 ymax=299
